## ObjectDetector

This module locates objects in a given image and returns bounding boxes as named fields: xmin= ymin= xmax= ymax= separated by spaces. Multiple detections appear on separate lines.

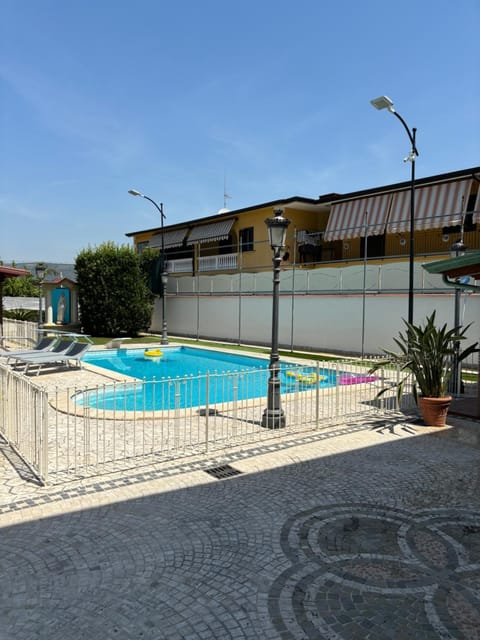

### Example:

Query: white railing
xmin=198 ymin=253 xmax=238 ymax=272
xmin=0 ymin=369 xmax=48 ymax=483
xmin=0 ymin=359 xmax=416 ymax=485
xmin=167 ymin=258 xmax=192 ymax=273
xmin=1 ymin=318 xmax=38 ymax=348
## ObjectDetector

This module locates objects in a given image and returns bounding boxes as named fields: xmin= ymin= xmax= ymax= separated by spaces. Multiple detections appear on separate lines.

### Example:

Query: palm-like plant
xmin=369 ymin=311 xmax=479 ymax=402
xmin=3 ymin=309 xmax=38 ymax=322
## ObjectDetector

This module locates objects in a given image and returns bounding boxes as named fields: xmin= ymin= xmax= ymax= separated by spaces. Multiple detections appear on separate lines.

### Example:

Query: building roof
xmin=0 ymin=265 xmax=30 ymax=282
xmin=125 ymin=166 xmax=480 ymax=239
xmin=423 ymin=251 xmax=480 ymax=281
xmin=320 ymin=165 xmax=480 ymax=204
xmin=43 ymin=277 xmax=77 ymax=286
xmin=125 ymin=196 xmax=324 ymax=238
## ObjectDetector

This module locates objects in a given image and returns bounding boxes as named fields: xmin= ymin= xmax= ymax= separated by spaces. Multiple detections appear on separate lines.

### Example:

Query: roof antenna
xmin=224 ymin=173 xmax=232 ymax=208
xmin=218 ymin=173 xmax=232 ymax=214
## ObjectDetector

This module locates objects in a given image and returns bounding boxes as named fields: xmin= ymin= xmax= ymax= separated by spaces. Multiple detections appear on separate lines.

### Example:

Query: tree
xmin=138 ymin=247 xmax=165 ymax=297
xmin=75 ymin=243 xmax=153 ymax=337
xmin=2 ymin=272 xmax=38 ymax=297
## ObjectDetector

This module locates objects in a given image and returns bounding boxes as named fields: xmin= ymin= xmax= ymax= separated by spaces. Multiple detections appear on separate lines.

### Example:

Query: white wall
xmin=152 ymin=290 xmax=480 ymax=355
xmin=151 ymin=261 xmax=480 ymax=354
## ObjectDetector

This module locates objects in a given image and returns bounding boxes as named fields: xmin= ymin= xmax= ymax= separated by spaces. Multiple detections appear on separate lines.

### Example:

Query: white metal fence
xmin=1 ymin=318 xmax=38 ymax=349
xmin=0 ymin=358 xmax=417 ymax=485
xmin=1 ymin=318 xmax=476 ymax=486
xmin=0 ymin=371 xmax=49 ymax=481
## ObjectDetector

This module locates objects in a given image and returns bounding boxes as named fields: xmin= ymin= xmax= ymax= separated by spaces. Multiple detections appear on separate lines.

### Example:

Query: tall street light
xmin=128 ymin=189 xmax=169 ymax=345
xmin=262 ymin=209 xmax=290 ymax=429
xmin=371 ymin=95 xmax=419 ymax=325
xmin=34 ymin=262 xmax=47 ymax=331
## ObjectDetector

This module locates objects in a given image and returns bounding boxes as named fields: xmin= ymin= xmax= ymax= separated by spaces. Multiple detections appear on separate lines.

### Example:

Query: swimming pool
xmin=79 ymin=346 xmax=337 ymax=411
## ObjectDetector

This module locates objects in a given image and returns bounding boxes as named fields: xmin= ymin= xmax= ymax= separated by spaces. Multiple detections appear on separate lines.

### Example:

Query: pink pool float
xmin=338 ymin=374 xmax=378 ymax=385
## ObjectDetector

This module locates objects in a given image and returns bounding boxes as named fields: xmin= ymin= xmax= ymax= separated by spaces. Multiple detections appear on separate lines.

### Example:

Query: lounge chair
xmin=7 ymin=338 xmax=79 ymax=368
xmin=7 ymin=338 xmax=76 ymax=365
xmin=16 ymin=342 xmax=92 ymax=375
xmin=0 ymin=335 xmax=59 ymax=362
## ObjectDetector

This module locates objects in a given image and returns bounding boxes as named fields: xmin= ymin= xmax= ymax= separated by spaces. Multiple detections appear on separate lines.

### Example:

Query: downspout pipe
xmin=441 ymin=274 xmax=480 ymax=292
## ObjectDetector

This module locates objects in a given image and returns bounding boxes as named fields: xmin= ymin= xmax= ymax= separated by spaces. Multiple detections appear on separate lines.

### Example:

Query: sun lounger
xmin=0 ymin=336 xmax=59 ymax=362
xmin=7 ymin=338 xmax=79 ymax=368
xmin=16 ymin=342 xmax=92 ymax=375
xmin=7 ymin=338 xmax=76 ymax=364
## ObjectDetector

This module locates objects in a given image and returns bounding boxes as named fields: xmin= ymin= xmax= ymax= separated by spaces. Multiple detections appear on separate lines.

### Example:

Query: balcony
xmin=167 ymin=258 xmax=192 ymax=273
xmin=198 ymin=253 xmax=238 ymax=272
xmin=167 ymin=253 xmax=239 ymax=273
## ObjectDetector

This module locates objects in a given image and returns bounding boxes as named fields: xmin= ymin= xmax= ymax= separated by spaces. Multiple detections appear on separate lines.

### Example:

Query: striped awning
xmin=474 ymin=187 xmax=480 ymax=224
xmin=387 ymin=179 xmax=473 ymax=233
xmin=187 ymin=219 xmax=235 ymax=244
xmin=148 ymin=229 xmax=187 ymax=249
xmin=323 ymin=194 xmax=392 ymax=241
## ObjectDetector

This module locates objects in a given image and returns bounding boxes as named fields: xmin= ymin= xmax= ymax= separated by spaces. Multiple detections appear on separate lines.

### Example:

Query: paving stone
xmin=0 ymin=413 xmax=479 ymax=638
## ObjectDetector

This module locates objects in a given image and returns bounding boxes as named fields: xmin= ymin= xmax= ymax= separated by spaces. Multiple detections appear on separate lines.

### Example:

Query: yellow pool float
xmin=286 ymin=371 xmax=326 ymax=384
xmin=144 ymin=348 xmax=163 ymax=357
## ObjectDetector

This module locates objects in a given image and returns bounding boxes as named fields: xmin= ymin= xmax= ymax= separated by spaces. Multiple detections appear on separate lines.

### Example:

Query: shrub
xmin=75 ymin=243 xmax=153 ymax=337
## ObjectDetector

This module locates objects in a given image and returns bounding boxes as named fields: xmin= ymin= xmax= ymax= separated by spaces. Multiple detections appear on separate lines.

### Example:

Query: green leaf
xmin=368 ymin=311 xmax=479 ymax=399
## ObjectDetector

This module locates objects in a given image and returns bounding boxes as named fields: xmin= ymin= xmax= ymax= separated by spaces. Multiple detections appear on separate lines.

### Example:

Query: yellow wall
xmin=341 ymin=227 xmax=480 ymax=261
xmin=130 ymin=197 xmax=480 ymax=270
xmin=230 ymin=205 xmax=327 ymax=270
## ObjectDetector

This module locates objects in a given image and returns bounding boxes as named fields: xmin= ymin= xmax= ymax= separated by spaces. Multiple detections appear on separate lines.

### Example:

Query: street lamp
xmin=34 ymin=262 xmax=47 ymax=331
xmin=262 ymin=209 xmax=291 ymax=429
xmin=371 ymin=95 xmax=419 ymax=325
xmin=128 ymin=189 xmax=169 ymax=345
xmin=450 ymin=238 xmax=468 ymax=395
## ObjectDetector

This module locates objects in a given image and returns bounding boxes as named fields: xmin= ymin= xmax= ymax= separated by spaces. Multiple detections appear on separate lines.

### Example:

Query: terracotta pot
xmin=418 ymin=396 xmax=452 ymax=427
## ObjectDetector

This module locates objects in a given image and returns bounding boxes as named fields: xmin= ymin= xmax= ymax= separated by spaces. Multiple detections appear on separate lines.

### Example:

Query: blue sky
xmin=1 ymin=0 xmax=479 ymax=264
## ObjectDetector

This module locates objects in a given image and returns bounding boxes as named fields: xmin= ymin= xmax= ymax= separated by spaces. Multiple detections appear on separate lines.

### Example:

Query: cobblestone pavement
xmin=0 ymin=414 xmax=479 ymax=639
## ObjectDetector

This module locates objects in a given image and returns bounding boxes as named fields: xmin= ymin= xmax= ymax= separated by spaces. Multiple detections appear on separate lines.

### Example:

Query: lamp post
xmin=371 ymin=95 xmax=419 ymax=325
xmin=34 ymin=262 xmax=47 ymax=331
xmin=262 ymin=209 xmax=290 ymax=429
xmin=128 ymin=189 xmax=169 ymax=345
xmin=450 ymin=239 xmax=468 ymax=395
xmin=361 ymin=211 xmax=368 ymax=360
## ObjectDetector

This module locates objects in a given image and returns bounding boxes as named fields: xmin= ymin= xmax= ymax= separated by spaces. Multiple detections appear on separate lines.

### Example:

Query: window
xmin=219 ymin=237 xmax=234 ymax=254
xmin=136 ymin=241 xmax=149 ymax=254
xmin=239 ymin=227 xmax=254 ymax=252
xmin=360 ymin=234 xmax=385 ymax=258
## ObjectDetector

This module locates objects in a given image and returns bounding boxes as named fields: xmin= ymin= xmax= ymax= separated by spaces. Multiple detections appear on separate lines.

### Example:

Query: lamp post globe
xmin=262 ymin=209 xmax=290 ymax=429
xmin=450 ymin=240 xmax=467 ymax=258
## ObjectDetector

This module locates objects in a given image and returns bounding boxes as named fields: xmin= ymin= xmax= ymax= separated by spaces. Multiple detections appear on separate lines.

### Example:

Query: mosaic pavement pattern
xmin=1 ymin=414 xmax=480 ymax=639
xmin=269 ymin=504 xmax=480 ymax=639
xmin=2 ymin=499 xmax=480 ymax=639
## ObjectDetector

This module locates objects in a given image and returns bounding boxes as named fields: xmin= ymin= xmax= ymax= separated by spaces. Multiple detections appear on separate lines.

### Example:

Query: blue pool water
xmin=80 ymin=346 xmax=336 ymax=411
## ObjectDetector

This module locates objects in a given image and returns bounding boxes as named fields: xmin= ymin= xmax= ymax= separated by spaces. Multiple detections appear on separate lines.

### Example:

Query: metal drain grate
xmin=204 ymin=464 xmax=243 ymax=479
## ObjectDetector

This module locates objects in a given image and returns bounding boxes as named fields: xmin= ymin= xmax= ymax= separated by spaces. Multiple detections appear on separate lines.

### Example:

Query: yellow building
xmin=126 ymin=166 xmax=480 ymax=276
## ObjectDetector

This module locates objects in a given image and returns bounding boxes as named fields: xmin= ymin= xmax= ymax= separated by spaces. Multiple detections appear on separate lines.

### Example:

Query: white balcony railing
xmin=198 ymin=253 xmax=238 ymax=272
xmin=167 ymin=258 xmax=193 ymax=273
xmin=167 ymin=253 xmax=238 ymax=273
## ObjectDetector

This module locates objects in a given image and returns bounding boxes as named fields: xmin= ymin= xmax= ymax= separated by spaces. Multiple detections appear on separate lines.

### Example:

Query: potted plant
xmin=369 ymin=311 xmax=479 ymax=427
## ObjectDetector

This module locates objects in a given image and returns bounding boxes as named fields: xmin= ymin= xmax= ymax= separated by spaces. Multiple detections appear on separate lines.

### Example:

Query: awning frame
xmin=148 ymin=229 xmax=187 ymax=249
xmin=387 ymin=179 xmax=473 ymax=233
xmin=187 ymin=219 xmax=235 ymax=245
xmin=323 ymin=193 xmax=392 ymax=242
